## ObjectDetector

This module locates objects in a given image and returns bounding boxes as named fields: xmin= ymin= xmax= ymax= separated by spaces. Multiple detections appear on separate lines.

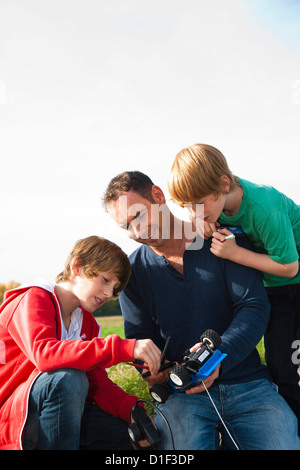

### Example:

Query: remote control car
xmin=150 ymin=329 xmax=227 ymax=404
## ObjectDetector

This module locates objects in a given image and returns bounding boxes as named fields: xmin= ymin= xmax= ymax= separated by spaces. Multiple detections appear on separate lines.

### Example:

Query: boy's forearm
xmin=231 ymin=246 xmax=298 ymax=277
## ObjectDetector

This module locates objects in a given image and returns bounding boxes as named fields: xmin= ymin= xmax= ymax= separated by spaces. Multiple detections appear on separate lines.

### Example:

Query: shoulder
xmin=240 ymin=178 xmax=288 ymax=210
xmin=128 ymin=244 xmax=154 ymax=269
xmin=7 ymin=285 xmax=56 ymax=308
xmin=239 ymin=179 xmax=294 ymax=231
xmin=3 ymin=278 xmax=56 ymax=303
xmin=1 ymin=285 xmax=58 ymax=329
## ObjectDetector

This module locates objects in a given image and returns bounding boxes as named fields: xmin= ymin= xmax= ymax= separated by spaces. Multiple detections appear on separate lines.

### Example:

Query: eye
xmin=102 ymin=276 xmax=109 ymax=283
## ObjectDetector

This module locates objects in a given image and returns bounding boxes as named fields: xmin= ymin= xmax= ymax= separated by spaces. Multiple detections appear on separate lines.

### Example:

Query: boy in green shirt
xmin=168 ymin=143 xmax=300 ymax=432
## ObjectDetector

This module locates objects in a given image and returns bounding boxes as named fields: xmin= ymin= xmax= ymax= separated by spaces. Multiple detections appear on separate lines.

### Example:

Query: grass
xmin=256 ymin=338 xmax=266 ymax=365
xmin=96 ymin=315 xmax=153 ymax=410
xmin=96 ymin=314 xmax=125 ymax=341
xmin=96 ymin=315 xmax=266 ymax=411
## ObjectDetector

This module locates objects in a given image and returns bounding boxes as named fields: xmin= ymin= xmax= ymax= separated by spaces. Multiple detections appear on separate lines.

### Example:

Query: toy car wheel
xmin=169 ymin=365 xmax=191 ymax=388
xmin=128 ymin=422 xmax=143 ymax=443
xmin=150 ymin=384 xmax=170 ymax=403
xmin=200 ymin=329 xmax=222 ymax=350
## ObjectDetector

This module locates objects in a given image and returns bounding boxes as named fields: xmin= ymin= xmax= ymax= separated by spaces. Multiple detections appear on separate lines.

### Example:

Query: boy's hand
xmin=210 ymin=229 xmax=238 ymax=260
xmin=133 ymin=339 xmax=161 ymax=376
xmin=203 ymin=221 xmax=220 ymax=239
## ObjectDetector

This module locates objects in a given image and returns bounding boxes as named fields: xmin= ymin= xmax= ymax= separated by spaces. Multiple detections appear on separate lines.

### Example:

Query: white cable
xmin=202 ymin=381 xmax=240 ymax=450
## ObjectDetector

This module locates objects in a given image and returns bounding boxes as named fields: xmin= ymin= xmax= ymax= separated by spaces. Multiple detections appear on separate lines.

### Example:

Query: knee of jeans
xmin=53 ymin=368 xmax=89 ymax=401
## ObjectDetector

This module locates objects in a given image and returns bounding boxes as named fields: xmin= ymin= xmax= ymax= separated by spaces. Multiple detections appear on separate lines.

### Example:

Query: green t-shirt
xmin=218 ymin=178 xmax=300 ymax=287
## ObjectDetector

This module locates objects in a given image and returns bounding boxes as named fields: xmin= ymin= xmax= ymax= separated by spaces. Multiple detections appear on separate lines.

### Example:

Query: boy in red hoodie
xmin=0 ymin=235 xmax=161 ymax=450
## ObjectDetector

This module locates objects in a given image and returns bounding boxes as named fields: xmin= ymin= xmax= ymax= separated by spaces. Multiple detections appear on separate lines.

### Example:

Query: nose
xmin=103 ymin=284 xmax=114 ymax=299
xmin=127 ymin=224 xmax=141 ymax=240
xmin=127 ymin=221 xmax=149 ymax=240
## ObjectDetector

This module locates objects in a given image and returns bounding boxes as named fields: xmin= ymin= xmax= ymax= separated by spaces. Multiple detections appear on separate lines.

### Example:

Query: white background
xmin=0 ymin=0 xmax=299 ymax=284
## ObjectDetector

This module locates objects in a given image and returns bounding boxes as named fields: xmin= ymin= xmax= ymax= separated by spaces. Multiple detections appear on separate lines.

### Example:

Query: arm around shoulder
xmin=228 ymin=246 xmax=299 ymax=278
xmin=212 ymin=230 xmax=299 ymax=278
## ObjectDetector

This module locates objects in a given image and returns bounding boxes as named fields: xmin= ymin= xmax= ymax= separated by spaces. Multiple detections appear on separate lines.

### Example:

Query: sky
xmin=0 ymin=0 xmax=299 ymax=284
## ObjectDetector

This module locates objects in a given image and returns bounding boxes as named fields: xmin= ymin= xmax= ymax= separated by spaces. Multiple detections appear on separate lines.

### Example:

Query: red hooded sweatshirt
xmin=0 ymin=280 xmax=139 ymax=450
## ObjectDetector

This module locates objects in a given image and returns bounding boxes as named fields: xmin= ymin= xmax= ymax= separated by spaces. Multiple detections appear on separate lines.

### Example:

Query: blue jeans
xmin=155 ymin=379 xmax=300 ymax=450
xmin=23 ymin=368 xmax=132 ymax=450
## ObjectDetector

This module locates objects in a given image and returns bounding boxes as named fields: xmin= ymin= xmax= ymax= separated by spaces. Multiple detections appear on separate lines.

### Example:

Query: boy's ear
xmin=219 ymin=175 xmax=231 ymax=193
xmin=71 ymin=259 xmax=82 ymax=277
xmin=151 ymin=185 xmax=166 ymax=205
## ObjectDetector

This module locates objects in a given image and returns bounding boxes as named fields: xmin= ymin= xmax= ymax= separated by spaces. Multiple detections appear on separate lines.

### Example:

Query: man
xmin=103 ymin=171 xmax=300 ymax=450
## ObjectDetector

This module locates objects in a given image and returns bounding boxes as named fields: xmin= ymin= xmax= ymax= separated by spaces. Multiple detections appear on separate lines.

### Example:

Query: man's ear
xmin=151 ymin=185 xmax=166 ymax=205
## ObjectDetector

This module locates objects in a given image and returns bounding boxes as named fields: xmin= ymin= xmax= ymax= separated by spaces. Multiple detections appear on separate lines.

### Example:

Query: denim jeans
xmin=23 ymin=368 xmax=132 ymax=450
xmin=265 ymin=284 xmax=300 ymax=432
xmin=155 ymin=379 xmax=300 ymax=450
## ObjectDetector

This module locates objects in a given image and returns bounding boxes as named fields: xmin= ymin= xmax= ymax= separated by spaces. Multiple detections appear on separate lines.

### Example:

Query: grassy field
xmin=97 ymin=315 xmax=152 ymax=406
xmin=96 ymin=315 xmax=266 ymax=408
xmin=98 ymin=315 xmax=125 ymax=338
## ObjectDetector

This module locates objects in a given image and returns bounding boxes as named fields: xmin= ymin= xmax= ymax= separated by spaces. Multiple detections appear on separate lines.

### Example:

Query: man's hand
xmin=142 ymin=362 xmax=171 ymax=387
xmin=184 ymin=340 xmax=221 ymax=395
xmin=185 ymin=363 xmax=221 ymax=394
xmin=133 ymin=339 xmax=161 ymax=376
xmin=130 ymin=406 xmax=158 ymax=449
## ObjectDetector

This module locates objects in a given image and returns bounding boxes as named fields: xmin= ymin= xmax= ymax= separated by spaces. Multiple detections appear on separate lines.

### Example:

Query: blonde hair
xmin=168 ymin=143 xmax=238 ymax=206
xmin=56 ymin=236 xmax=131 ymax=295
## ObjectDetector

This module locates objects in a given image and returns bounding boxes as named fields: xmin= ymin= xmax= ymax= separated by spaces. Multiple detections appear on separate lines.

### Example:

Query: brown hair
xmin=56 ymin=236 xmax=131 ymax=295
xmin=102 ymin=171 xmax=155 ymax=208
xmin=168 ymin=143 xmax=238 ymax=206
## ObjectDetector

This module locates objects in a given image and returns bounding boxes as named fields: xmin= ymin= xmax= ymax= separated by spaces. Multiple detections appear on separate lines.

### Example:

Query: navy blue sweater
xmin=119 ymin=237 xmax=271 ymax=385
